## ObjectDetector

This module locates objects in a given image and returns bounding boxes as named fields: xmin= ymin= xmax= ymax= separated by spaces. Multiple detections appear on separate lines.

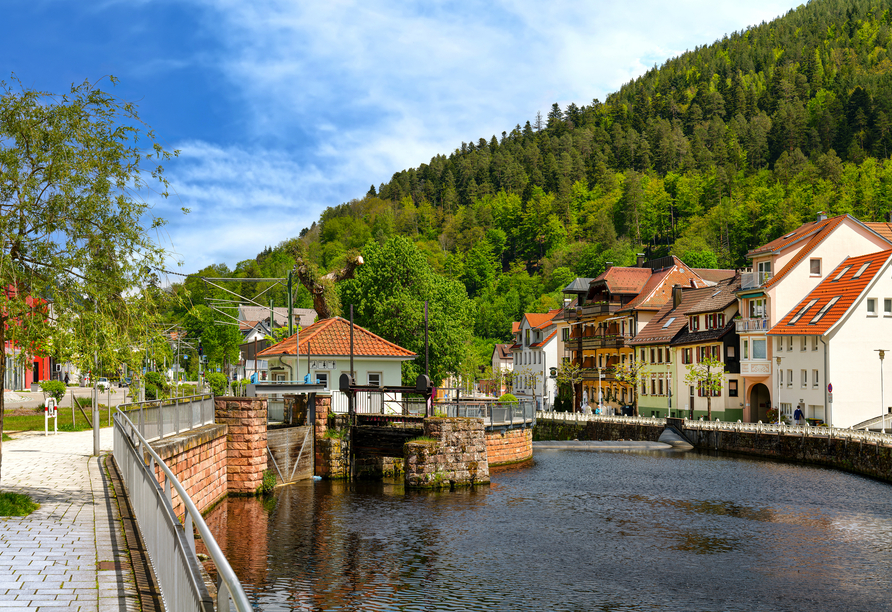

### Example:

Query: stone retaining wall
xmin=485 ymin=427 xmax=533 ymax=466
xmin=534 ymin=419 xmax=663 ymax=444
xmin=405 ymin=417 xmax=490 ymax=488
xmin=151 ymin=423 xmax=229 ymax=518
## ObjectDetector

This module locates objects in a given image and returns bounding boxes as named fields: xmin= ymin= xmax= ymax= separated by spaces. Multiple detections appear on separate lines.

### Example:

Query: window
xmin=711 ymin=345 xmax=719 ymax=360
xmin=727 ymin=345 xmax=735 ymax=359
xmin=801 ymin=369 xmax=808 ymax=388
xmin=729 ymin=380 xmax=738 ymax=397
xmin=810 ymin=296 xmax=842 ymax=324
xmin=658 ymin=348 xmax=663 ymax=363
xmin=787 ymin=369 xmax=793 ymax=388
xmin=562 ymin=328 xmax=569 ymax=341
xmin=812 ymin=336 xmax=818 ymax=351
xmin=650 ymin=348 xmax=656 ymax=363
xmin=752 ymin=339 xmax=767 ymax=360
xmin=776 ymin=336 xmax=783 ymax=351
xmin=801 ymin=336 xmax=807 ymax=351
xmin=779 ymin=369 xmax=784 ymax=386
xmin=683 ymin=348 xmax=692 ymax=364
xmin=832 ymin=265 xmax=852 ymax=282
xmin=743 ymin=339 xmax=749 ymax=359
xmin=787 ymin=336 xmax=793 ymax=350
xmin=641 ymin=349 xmax=646 ymax=362
xmin=368 ymin=372 xmax=382 ymax=387
xmin=885 ymin=299 xmax=892 ymax=317
xmin=658 ymin=378 xmax=664 ymax=396
xmin=810 ymin=258 xmax=821 ymax=276
xmin=749 ymin=298 xmax=766 ymax=318
xmin=813 ymin=369 xmax=819 ymax=388
xmin=662 ymin=317 xmax=676 ymax=328
xmin=868 ymin=298 xmax=877 ymax=316
xmin=666 ymin=350 xmax=672 ymax=363
xmin=757 ymin=261 xmax=772 ymax=284
xmin=690 ymin=315 xmax=700 ymax=331
xmin=315 ymin=372 xmax=329 ymax=389
xmin=651 ymin=379 xmax=656 ymax=395
xmin=852 ymin=262 xmax=872 ymax=279
xmin=789 ymin=299 xmax=818 ymax=325
xmin=525 ymin=329 xmax=530 ymax=345
xmin=641 ymin=381 xmax=647 ymax=395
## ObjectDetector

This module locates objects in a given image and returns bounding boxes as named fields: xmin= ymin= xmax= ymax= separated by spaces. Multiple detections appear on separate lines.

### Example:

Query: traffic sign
xmin=827 ymin=383 xmax=833 ymax=393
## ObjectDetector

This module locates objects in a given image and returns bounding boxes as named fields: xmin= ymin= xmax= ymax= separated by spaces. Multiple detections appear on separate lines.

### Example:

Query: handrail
xmin=113 ymin=409 xmax=252 ymax=612
xmin=535 ymin=411 xmax=892 ymax=445
xmin=119 ymin=394 xmax=215 ymax=442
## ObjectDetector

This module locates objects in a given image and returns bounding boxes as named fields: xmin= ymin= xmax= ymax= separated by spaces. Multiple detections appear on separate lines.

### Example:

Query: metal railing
xmin=330 ymin=390 xmax=427 ymax=415
xmin=741 ymin=271 xmax=773 ymax=289
xmin=118 ymin=395 xmax=215 ymax=442
xmin=536 ymin=411 xmax=892 ymax=445
xmin=113 ymin=410 xmax=251 ymax=612
xmin=439 ymin=400 xmax=536 ymax=428
xmin=735 ymin=317 xmax=770 ymax=332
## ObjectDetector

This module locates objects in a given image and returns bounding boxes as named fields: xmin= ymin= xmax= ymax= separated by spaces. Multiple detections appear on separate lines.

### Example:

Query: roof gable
xmin=257 ymin=317 xmax=416 ymax=359
xmin=629 ymin=285 xmax=717 ymax=346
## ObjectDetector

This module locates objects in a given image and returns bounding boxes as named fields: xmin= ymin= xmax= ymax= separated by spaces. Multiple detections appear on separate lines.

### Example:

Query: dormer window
xmin=832 ymin=265 xmax=852 ymax=282
xmin=809 ymin=296 xmax=842 ymax=324
xmin=852 ymin=262 xmax=871 ymax=280
xmin=689 ymin=315 xmax=699 ymax=331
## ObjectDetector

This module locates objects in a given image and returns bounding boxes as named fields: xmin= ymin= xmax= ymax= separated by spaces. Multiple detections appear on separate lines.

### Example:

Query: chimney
xmin=605 ymin=262 xmax=614 ymax=271
xmin=636 ymin=253 xmax=646 ymax=267
xmin=886 ymin=211 xmax=892 ymax=223
xmin=817 ymin=211 xmax=827 ymax=222
xmin=672 ymin=284 xmax=683 ymax=309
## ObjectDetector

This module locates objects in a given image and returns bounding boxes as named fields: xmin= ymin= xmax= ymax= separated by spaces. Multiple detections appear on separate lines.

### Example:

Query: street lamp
xmin=876 ymin=350 xmax=888 ymax=434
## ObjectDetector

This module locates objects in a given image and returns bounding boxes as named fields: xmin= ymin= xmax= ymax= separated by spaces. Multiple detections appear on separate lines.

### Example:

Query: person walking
xmin=793 ymin=405 xmax=804 ymax=426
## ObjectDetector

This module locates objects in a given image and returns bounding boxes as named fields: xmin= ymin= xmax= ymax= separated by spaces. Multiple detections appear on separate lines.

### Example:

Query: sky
xmin=4 ymin=0 xmax=798 ymax=274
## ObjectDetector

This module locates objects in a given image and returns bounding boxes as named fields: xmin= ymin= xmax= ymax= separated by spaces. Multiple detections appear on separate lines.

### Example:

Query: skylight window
xmin=852 ymin=262 xmax=872 ymax=279
xmin=662 ymin=317 xmax=676 ymax=328
xmin=832 ymin=265 xmax=852 ymax=282
xmin=782 ymin=232 xmax=796 ymax=239
xmin=809 ymin=296 xmax=842 ymax=324
xmin=788 ymin=299 xmax=818 ymax=325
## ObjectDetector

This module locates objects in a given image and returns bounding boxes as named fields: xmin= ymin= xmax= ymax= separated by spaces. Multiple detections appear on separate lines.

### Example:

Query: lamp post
xmin=876 ymin=349 xmax=887 ymax=433
xmin=775 ymin=355 xmax=783 ymax=424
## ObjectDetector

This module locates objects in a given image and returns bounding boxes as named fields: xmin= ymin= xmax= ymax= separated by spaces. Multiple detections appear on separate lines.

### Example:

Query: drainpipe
xmin=820 ymin=336 xmax=830 ymax=427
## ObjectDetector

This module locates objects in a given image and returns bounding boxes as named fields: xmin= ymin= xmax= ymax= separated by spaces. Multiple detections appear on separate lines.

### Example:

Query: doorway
xmin=749 ymin=383 xmax=771 ymax=422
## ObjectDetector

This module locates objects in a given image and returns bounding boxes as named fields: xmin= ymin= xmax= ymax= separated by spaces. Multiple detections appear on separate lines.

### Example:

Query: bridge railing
xmin=440 ymin=400 xmax=535 ymax=428
xmin=113 ymin=408 xmax=251 ymax=612
xmin=331 ymin=390 xmax=427 ymax=415
xmin=118 ymin=394 xmax=215 ymax=442
xmin=536 ymin=411 xmax=892 ymax=445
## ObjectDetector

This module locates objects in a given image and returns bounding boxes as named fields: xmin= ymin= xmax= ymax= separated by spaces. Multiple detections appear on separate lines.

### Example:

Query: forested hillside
xmin=166 ymin=0 xmax=892 ymax=379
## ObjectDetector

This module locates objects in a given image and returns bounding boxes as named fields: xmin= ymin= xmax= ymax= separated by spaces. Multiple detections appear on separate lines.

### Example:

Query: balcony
xmin=741 ymin=271 xmax=773 ymax=289
xmin=735 ymin=317 xmax=770 ymax=333
xmin=562 ymin=302 xmax=622 ymax=320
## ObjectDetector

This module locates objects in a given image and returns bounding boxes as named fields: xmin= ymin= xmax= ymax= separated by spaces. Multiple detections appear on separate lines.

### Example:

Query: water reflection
xmin=206 ymin=450 xmax=892 ymax=611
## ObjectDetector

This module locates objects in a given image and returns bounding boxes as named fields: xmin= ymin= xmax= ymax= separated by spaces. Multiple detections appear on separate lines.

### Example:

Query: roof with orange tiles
xmin=686 ymin=275 xmax=741 ymax=315
xmin=511 ymin=321 xmax=520 ymax=333
xmin=628 ymin=285 xmax=718 ymax=346
xmin=769 ymin=250 xmax=892 ymax=335
xmin=493 ymin=344 xmax=513 ymax=360
xmin=761 ymin=215 xmax=847 ymax=289
xmin=865 ymin=222 xmax=892 ymax=242
xmin=524 ymin=309 xmax=562 ymax=330
xmin=257 ymin=316 xmax=416 ymax=359
xmin=747 ymin=215 xmax=840 ymax=257
xmin=529 ymin=331 xmax=557 ymax=348
xmin=588 ymin=266 xmax=652 ymax=297
xmin=619 ymin=259 xmax=714 ymax=312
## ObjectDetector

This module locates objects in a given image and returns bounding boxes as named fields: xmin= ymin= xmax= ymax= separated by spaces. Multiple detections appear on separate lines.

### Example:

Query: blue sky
xmin=5 ymin=0 xmax=797 ymax=273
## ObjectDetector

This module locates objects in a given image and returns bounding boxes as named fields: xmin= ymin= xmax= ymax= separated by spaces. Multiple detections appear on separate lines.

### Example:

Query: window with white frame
xmin=752 ymin=339 xmax=767 ymax=360
xmin=777 ymin=336 xmax=783 ymax=351
xmin=868 ymin=298 xmax=877 ymax=316
xmin=787 ymin=369 xmax=793 ymax=388
xmin=749 ymin=298 xmax=766 ymax=318
xmin=368 ymin=372 xmax=382 ymax=387
xmin=315 ymin=372 xmax=329 ymax=389
xmin=810 ymin=258 xmax=821 ymax=276
xmin=801 ymin=369 xmax=808 ymax=388
xmin=812 ymin=336 xmax=818 ymax=351
xmin=813 ymin=369 xmax=819 ymax=388
xmin=886 ymin=299 xmax=892 ymax=317
xmin=779 ymin=369 xmax=784 ymax=386
xmin=801 ymin=336 xmax=807 ymax=351
xmin=787 ymin=336 xmax=793 ymax=350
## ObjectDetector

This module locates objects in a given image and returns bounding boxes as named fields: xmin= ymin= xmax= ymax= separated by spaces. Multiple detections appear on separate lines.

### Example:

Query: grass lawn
xmin=4 ymin=400 xmax=117 ymax=434
xmin=0 ymin=491 xmax=39 ymax=516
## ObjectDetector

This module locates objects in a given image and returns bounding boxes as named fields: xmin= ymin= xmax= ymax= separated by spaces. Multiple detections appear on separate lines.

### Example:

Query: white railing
xmin=113 ymin=410 xmax=251 ymax=612
xmin=741 ymin=271 xmax=773 ymax=289
xmin=441 ymin=400 xmax=535 ymax=427
xmin=735 ymin=318 xmax=770 ymax=332
xmin=118 ymin=395 xmax=215 ymax=442
xmin=535 ymin=412 xmax=892 ymax=445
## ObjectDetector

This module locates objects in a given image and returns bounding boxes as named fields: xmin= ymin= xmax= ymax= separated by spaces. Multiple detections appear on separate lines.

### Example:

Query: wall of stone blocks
xmin=215 ymin=397 xmax=268 ymax=495
xmin=151 ymin=423 xmax=228 ymax=519
xmin=485 ymin=427 xmax=533 ymax=466
xmin=405 ymin=417 xmax=490 ymax=488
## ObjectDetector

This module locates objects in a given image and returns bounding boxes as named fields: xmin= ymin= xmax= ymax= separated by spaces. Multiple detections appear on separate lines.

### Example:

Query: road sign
xmin=827 ymin=383 xmax=833 ymax=393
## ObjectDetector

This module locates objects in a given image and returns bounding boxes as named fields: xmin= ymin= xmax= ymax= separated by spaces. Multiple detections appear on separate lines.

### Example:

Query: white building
xmin=257 ymin=316 xmax=416 ymax=413
xmin=768 ymin=249 xmax=892 ymax=428
xmin=510 ymin=309 xmax=561 ymax=409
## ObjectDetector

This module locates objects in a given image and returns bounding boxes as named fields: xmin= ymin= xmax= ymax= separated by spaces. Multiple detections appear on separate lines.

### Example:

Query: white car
xmin=96 ymin=377 xmax=111 ymax=392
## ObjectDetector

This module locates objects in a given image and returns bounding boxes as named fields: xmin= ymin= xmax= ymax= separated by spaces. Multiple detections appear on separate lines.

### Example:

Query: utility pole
xmin=287 ymin=269 xmax=294 ymax=336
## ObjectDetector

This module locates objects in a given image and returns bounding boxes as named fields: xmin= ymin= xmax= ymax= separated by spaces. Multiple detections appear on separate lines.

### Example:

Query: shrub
xmin=498 ymin=393 xmax=518 ymax=404
xmin=40 ymin=380 xmax=66 ymax=403
xmin=256 ymin=469 xmax=277 ymax=495
xmin=206 ymin=373 xmax=227 ymax=397
xmin=0 ymin=492 xmax=39 ymax=516
xmin=145 ymin=372 xmax=167 ymax=392
xmin=145 ymin=384 xmax=159 ymax=401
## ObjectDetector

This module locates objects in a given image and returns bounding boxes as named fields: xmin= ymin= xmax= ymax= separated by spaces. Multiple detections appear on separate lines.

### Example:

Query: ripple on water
xmin=206 ymin=450 xmax=892 ymax=612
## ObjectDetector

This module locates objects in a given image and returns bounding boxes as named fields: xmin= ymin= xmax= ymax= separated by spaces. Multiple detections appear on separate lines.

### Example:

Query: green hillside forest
xmin=165 ymin=0 xmax=892 ymax=384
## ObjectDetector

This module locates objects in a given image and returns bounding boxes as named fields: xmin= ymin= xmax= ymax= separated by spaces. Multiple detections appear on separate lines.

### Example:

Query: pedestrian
xmin=793 ymin=405 xmax=804 ymax=426
xmin=64 ymin=372 xmax=70 ymax=385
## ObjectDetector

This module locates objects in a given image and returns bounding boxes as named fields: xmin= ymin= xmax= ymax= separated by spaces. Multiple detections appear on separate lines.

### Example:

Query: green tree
xmin=613 ymin=358 xmax=647 ymax=417
xmin=683 ymin=354 xmax=725 ymax=420
xmin=338 ymin=237 xmax=475 ymax=386
xmin=555 ymin=359 xmax=584 ymax=412
xmin=0 ymin=76 xmax=177 ymax=483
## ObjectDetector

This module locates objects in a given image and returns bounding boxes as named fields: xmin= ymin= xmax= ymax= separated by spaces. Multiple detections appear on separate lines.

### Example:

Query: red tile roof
xmin=691 ymin=268 xmax=737 ymax=283
xmin=589 ymin=266 xmax=652 ymax=295
xmin=525 ymin=309 xmax=562 ymax=330
xmin=257 ymin=316 xmax=416 ymax=358
xmin=629 ymin=282 xmax=730 ymax=346
xmin=866 ymin=222 xmax=892 ymax=242
xmin=511 ymin=321 xmax=520 ymax=333
xmin=529 ymin=331 xmax=557 ymax=348
xmin=747 ymin=216 xmax=839 ymax=257
xmin=769 ymin=250 xmax=892 ymax=335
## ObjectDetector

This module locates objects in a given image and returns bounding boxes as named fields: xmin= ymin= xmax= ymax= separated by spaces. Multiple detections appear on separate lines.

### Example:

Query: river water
xmin=205 ymin=449 xmax=892 ymax=611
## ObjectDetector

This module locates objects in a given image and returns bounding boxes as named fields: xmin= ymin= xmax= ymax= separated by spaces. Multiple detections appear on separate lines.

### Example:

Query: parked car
xmin=119 ymin=376 xmax=131 ymax=387
xmin=96 ymin=377 xmax=111 ymax=392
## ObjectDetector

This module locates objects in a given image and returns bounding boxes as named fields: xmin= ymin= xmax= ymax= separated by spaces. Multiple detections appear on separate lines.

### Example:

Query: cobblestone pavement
xmin=0 ymin=429 xmax=141 ymax=611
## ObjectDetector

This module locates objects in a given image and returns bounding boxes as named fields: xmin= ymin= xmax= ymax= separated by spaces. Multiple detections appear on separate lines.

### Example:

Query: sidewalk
xmin=0 ymin=429 xmax=141 ymax=611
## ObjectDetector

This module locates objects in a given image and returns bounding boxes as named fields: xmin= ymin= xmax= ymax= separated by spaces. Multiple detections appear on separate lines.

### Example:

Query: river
xmin=204 ymin=448 xmax=892 ymax=611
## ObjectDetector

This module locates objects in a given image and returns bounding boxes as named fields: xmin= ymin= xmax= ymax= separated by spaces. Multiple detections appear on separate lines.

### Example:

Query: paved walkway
xmin=0 ymin=429 xmax=140 ymax=611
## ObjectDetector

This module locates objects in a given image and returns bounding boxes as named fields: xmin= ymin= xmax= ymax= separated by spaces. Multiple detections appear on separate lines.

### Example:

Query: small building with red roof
xmin=767 ymin=249 xmax=892 ymax=428
xmin=256 ymin=316 xmax=416 ymax=412
xmin=510 ymin=309 xmax=562 ymax=408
